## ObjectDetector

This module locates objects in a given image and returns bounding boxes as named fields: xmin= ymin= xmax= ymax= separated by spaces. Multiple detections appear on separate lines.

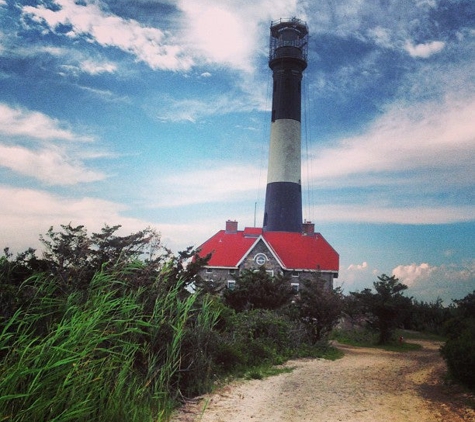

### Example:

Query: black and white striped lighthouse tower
xmin=263 ymin=18 xmax=308 ymax=233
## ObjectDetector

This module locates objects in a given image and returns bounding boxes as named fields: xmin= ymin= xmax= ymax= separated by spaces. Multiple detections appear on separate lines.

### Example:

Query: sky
xmin=0 ymin=0 xmax=474 ymax=304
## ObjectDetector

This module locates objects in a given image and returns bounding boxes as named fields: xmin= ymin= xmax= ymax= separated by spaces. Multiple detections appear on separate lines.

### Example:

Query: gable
xmin=236 ymin=237 xmax=284 ymax=269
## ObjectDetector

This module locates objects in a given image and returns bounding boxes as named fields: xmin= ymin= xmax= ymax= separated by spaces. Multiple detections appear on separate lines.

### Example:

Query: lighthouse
xmin=196 ymin=18 xmax=339 ymax=288
xmin=263 ymin=18 xmax=308 ymax=233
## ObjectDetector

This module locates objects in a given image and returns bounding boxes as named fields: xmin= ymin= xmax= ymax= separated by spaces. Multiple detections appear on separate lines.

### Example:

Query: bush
xmin=440 ymin=321 xmax=475 ymax=388
xmin=295 ymin=276 xmax=343 ymax=343
xmin=440 ymin=291 xmax=475 ymax=388
xmin=210 ymin=309 xmax=305 ymax=373
xmin=223 ymin=268 xmax=293 ymax=312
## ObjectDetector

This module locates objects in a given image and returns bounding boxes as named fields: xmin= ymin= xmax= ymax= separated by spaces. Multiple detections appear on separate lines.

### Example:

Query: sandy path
xmin=172 ymin=340 xmax=475 ymax=422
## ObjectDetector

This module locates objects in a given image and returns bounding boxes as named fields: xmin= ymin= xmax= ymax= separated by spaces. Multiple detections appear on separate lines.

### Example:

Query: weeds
xmin=332 ymin=327 xmax=423 ymax=352
xmin=0 ymin=270 xmax=217 ymax=421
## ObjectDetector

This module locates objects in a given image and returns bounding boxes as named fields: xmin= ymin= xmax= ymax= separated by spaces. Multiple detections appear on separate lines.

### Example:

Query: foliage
xmin=404 ymin=298 xmax=454 ymax=335
xmin=208 ymin=307 xmax=339 ymax=378
xmin=0 ymin=225 xmax=208 ymax=323
xmin=332 ymin=327 xmax=422 ymax=352
xmin=223 ymin=267 xmax=294 ymax=312
xmin=440 ymin=290 xmax=475 ymax=388
xmin=440 ymin=320 xmax=475 ymax=388
xmin=293 ymin=276 xmax=344 ymax=343
xmin=350 ymin=274 xmax=412 ymax=344
xmin=0 ymin=223 xmax=347 ymax=420
xmin=0 ymin=269 xmax=220 ymax=421
xmin=212 ymin=309 xmax=296 ymax=370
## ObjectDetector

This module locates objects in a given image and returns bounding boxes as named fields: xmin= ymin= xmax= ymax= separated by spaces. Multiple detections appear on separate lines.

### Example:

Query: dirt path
xmin=171 ymin=340 xmax=475 ymax=422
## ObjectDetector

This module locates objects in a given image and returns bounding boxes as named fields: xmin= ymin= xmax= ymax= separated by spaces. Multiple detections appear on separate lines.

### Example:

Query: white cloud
xmin=367 ymin=26 xmax=393 ymax=48
xmin=153 ymin=94 xmax=253 ymax=123
xmin=22 ymin=0 xmax=193 ymax=71
xmin=338 ymin=260 xmax=475 ymax=304
xmin=405 ymin=40 xmax=445 ymax=58
xmin=305 ymin=94 xmax=475 ymax=193
xmin=337 ymin=261 xmax=378 ymax=291
xmin=0 ymin=185 xmax=225 ymax=255
xmin=150 ymin=164 xmax=261 ymax=207
xmin=177 ymin=0 xmax=300 ymax=71
xmin=347 ymin=261 xmax=368 ymax=271
xmin=0 ymin=103 xmax=90 ymax=141
xmin=392 ymin=262 xmax=435 ymax=287
xmin=0 ymin=103 xmax=109 ymax=185
xmin=0 ymin=186 xmax=153 ymax=253
xmin=80 ymin=60 xmax=117 ymax=75
xmin=304 ymin=203 xmax=475 ymax=225
xmin=392 ymin=261 xmax=475 ymax=303
xmin=0 ymin=144 xmax=105 ymax=185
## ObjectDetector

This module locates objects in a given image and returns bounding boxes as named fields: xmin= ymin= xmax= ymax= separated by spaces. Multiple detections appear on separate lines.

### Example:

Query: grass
xmin=330 ymin=328 xmax=439 ymax=352
xmin=397 ymin=329 xmax=446 ymax=342
xmin=244 ymin=365 xmax=295 ymax=380
xmin=0 ymin=270 xmax=218 ymax=422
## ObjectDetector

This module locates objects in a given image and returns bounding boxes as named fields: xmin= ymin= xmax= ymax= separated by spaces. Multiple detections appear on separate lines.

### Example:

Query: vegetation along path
xmin=172 ymin=339 xmax=475 ymax=422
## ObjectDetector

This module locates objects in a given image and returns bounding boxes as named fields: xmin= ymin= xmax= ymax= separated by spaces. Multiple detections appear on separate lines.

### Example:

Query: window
xmin=291 ymin=282 xmax=300 ymax=293
xmin=254 ymin=253 xmax=267 ymax=266
xmin=291 ymin=271 xmax=300 ymax=277
xmin=206 ymin=268 xmax=212 ymax=273
xmin=229 ymin=269 xmax=236 ymax=275
xmin=227 ymin=280 xmax=236 ymax=290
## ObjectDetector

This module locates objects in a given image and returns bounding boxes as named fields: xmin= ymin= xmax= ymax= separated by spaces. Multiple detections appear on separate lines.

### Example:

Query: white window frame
xmin=254 ymin=253 xmax=267 ymax=266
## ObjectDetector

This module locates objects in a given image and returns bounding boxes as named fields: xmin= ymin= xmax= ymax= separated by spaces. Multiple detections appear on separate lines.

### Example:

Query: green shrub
xmin=440 ymin=321 xmax=475 ymax=388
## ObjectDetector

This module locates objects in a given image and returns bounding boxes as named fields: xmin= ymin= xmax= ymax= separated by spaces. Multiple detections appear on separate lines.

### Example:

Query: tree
xmin=405 ymin=298 xmax=453 ymax=335
xmin=350 ymin=274 xmax=412 ymax=344
xmin=223 ymin=267 xmax=294 ymax=312
xmin=295 ymin=275 xmax=343 ymax=343
xmin=39 ymin=224 xmax=168 ymax=291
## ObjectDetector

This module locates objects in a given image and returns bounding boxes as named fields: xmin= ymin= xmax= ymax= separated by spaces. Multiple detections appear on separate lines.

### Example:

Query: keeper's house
xmin=196 ymin=220 xmax=339 ymax=291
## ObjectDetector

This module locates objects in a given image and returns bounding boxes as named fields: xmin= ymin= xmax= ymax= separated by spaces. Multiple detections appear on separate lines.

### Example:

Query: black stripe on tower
xmin=270 ymin=59 xmax=306 ymax=122
xmin=263 ymin=18 xmax=308 ymax=233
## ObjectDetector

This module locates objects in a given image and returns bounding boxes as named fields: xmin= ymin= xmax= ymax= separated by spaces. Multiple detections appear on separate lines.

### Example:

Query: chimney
xmin=302 ymin=221 xmax=315 ymax=236
xmin=225 ymin=220 xmax=238 ymax=234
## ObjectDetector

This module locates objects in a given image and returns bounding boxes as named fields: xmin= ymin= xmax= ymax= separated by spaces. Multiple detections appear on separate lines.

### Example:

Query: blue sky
xmin=1 ymin=0 xmax=474 ymax=304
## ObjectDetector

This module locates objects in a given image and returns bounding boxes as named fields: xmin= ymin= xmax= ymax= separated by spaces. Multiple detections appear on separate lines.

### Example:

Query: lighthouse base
xmin=263 ymin=182 xmax=302 ymax=233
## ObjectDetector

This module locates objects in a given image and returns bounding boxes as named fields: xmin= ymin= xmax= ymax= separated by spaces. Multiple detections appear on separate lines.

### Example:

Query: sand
xmin=171 ymin=339 xmax=475 ymax=422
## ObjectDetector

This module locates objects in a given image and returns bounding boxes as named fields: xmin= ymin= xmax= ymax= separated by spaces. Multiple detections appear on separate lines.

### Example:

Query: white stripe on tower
xmin=267 ymin=119 xmax=301 ymax=184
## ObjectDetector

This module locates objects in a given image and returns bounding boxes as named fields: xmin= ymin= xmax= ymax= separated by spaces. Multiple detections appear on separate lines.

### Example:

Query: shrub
xmin=440 ymin=321 xmax=475 ymax=388
xmin=295 ymin=276 xmax=343 ymax=343
xmin=440 ymin=291 xmax=475 ymax=388
xmin=223 ymin=268 xmax=293 ymax=312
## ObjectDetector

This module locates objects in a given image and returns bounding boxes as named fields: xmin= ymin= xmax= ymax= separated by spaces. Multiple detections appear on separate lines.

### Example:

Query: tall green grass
xmin=0 ymin=269 xmax=218 ymax=421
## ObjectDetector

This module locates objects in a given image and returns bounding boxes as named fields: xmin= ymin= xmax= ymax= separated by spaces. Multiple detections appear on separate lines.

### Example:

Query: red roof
xmin=197 ymin=226 xmax=339 ymax=272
